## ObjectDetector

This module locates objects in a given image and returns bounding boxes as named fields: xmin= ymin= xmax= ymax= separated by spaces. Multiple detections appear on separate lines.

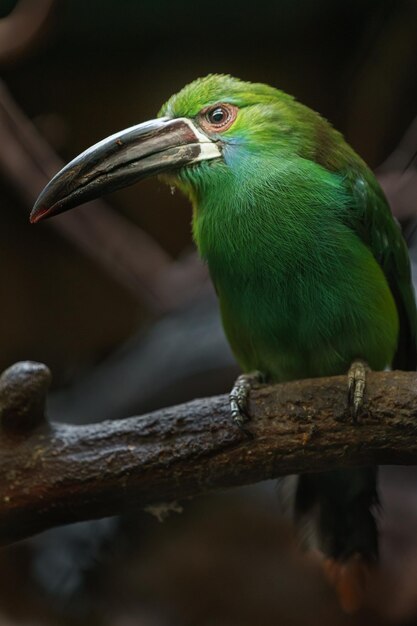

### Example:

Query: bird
xmin=31 ymin=74 xmax=417 ymax=612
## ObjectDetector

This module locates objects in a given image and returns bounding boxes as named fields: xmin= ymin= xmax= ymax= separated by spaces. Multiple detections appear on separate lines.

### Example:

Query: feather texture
xmin=160 ymin=74 xmax=417 ymax=562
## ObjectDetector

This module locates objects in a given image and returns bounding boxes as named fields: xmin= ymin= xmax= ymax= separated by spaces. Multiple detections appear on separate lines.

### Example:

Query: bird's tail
xmin=279 ymin=467 xmax=379 ymax=611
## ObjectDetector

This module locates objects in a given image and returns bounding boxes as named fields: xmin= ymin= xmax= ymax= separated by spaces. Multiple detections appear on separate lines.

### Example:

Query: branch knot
xmin=0 ymin=361 xmax=51 ymax=434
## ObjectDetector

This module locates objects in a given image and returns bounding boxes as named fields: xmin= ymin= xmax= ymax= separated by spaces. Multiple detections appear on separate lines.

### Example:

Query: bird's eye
xmin=199 ymin=103 xmax=238 ymax=133
xmin=207 ymin=106 xmax=228 ymax=125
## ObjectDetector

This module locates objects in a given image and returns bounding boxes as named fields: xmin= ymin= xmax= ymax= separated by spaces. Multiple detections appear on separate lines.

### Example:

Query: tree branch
xmin=1 ymin=362 xmax=417 ymax=547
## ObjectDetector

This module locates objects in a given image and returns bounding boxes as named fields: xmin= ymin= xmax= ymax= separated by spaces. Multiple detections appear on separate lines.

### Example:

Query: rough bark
xmin=1 ymin=362 xmax=417 ymax=547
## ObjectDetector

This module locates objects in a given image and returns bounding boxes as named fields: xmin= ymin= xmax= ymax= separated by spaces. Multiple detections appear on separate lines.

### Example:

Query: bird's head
xmin=30 ymin=74 xmax=314 ymax=223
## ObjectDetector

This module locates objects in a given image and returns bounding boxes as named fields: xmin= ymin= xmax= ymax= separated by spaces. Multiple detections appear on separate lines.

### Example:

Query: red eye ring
xmin=199 ymin=103 xmax=238 ymax=133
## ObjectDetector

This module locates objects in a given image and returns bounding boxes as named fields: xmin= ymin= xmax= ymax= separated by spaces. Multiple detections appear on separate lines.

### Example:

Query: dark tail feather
xmin=280 ymin=467 xmax=379 ymax=561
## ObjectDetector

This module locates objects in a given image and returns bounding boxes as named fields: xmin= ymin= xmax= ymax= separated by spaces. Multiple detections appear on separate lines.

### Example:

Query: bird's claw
xmin=347 ymin=360 xmax=368 ymax=422
xmin=230 ymin=381 xmax=251 ymax=427
xmin=229 ymin=371 xmax=263 ymax=433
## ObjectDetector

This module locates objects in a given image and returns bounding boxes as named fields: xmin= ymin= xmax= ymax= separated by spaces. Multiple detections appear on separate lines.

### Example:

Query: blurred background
xmin=1 ymin=0 xmax=417 ymax=624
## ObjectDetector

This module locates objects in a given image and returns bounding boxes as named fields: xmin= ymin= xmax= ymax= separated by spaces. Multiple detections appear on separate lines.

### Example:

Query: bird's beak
xmin=30 ymin=117 xmax=221 ymax=223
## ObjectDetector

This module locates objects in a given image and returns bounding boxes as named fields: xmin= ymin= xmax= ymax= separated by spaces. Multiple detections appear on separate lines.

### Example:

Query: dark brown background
xmin=1 ymin=1 xmax=417 ymax=625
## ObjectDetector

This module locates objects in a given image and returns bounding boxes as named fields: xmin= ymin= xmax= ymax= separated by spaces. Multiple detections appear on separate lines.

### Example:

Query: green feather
xmin=161 ymin=74 xmax=416 ymax=382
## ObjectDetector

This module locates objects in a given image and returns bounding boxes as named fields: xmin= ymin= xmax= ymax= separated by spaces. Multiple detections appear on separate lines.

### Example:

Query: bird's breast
xmin=199 ymin=216 xmax=398 ymax=382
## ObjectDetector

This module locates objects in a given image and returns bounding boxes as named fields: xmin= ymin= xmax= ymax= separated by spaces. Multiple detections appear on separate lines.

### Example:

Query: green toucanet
xmin=31 ymin=74 xmax=417 ymax=609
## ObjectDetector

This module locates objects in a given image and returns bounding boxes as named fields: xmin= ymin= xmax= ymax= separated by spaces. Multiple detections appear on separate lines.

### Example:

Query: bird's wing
xmin=343 ymin=167 xmax=417 ymax=370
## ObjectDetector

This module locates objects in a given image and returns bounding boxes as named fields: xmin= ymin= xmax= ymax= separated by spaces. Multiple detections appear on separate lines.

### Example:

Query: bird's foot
xmin=347 ymin=359 xmax=369 ymax=422
xmin=323 ymin=554 xmax=374 ymax=614
xmin=230 ymin=370 xmax=264 ymax=431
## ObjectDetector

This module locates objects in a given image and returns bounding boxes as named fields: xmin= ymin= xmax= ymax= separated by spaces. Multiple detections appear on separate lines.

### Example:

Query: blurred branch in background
xmin=378 ymin=115 xmax=417 ymax=225
xmin=0 ymin=0 xmax=55 ymax=66
xmin=1 ymin=361 xmax=417 ymax=547
xmin=345 ymin=0 xmax=417 ymax=165
xmin=0 ymin=81 xmax=207 ymax=315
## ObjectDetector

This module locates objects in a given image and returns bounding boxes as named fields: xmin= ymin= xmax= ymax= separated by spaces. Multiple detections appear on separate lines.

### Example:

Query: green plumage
xmin=30 ymin=71 xmax=417 ymax=570
xmin=161 ymin=74 xmax=417 ymax=383
xmin=160 ymin=74 xmax=417 ymax=564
